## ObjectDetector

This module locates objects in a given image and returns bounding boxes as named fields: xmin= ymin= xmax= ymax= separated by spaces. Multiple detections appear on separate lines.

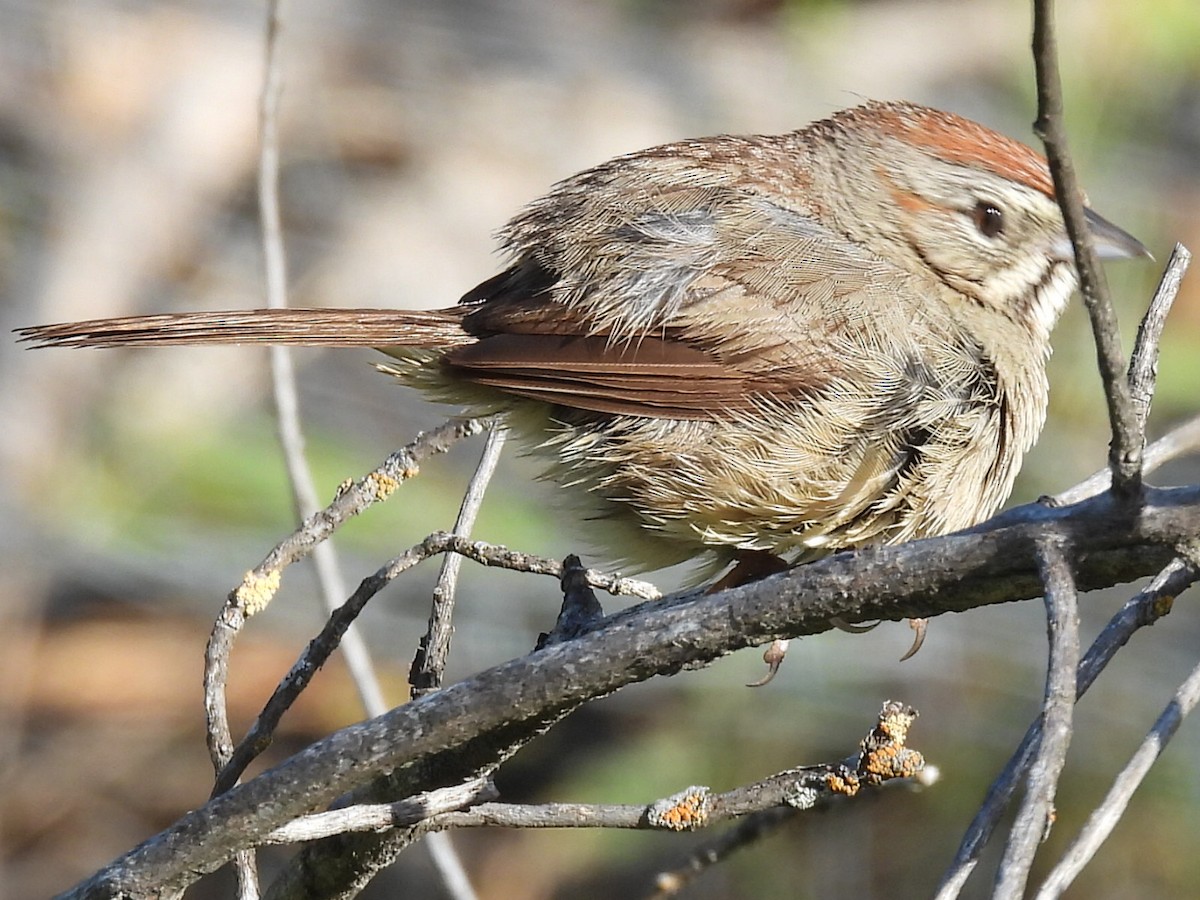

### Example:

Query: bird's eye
xmin=971 ymin=201 xmax=1005 ymax=239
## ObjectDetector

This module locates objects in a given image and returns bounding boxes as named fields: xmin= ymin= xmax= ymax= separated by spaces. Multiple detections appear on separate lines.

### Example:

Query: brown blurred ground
xmin=2 ymin=1 xmax=1199 ymax=898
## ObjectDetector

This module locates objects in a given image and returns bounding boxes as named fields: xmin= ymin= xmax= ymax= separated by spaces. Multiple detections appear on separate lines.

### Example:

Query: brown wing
xmin=443 ymin=332 xmax=763 ymax=418
xmin=443 ymin=158 xmax=908 ymax=418
xmin=20 ymin=136 xmax=912 ymax=423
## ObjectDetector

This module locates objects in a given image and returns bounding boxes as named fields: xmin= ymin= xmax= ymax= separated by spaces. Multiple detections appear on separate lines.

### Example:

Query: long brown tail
xmin=15 ymin=307 xmax=472 ymax=350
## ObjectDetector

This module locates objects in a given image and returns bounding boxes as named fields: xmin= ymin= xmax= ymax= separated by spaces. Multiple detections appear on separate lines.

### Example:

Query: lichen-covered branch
xmin=59 ymin=484 xmax=1200 ymax=899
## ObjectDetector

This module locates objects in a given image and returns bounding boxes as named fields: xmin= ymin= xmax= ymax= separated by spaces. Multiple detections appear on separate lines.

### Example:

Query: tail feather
xmin=15 ymin=307 xmax=472 ymax=350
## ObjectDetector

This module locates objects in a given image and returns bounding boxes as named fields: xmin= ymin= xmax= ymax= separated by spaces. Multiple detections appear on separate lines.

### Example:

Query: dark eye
xmin=972 ymin=201 xmax=1005 ymax=239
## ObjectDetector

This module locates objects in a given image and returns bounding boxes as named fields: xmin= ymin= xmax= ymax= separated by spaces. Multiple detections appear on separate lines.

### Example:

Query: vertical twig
xmin=411 ymin=425 xmax=508 ymax=698
xmin=1034 ymin=656 xmax=1200 ymax=898
xmin=992 ymin=536 xmax=1079 ymax=899
xmin=1031 ymin=0 xmax=1144 ymax=495
xmin=257 ymin=0 xmax=387 ymax=725
xmin=934 ymin=553 xmax=1196 ymax=899
xmin=1051 ymin=246 xmax=1192 ymax=508
xmin=1127 ymin=244 xmax=1191 ymax=429
xmin=410 ymin=425 xmax=507 ymax=900
xmin=253 ymin=4 xmax=483 ymax=898
xmin=216 ymin=1 xmax=294 ymax=893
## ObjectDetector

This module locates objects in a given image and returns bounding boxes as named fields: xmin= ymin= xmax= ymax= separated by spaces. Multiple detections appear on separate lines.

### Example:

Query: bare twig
xmin=202 ymin=419 xmax=491 ymax=764
xmin=1032 ymin=0 xmax=1143 ymax=495
xmin=650 ymin=806 xmax=797 ymax=898
xmin=653 ymin=701 xmax=925 ymax=895
xmin=537 ymin=554 xmax=607 ymax=647
xmin=232 ymin=416 xmax=492 ymax=616
xmin=1128 ymin=244 xmax=1192 ymax=428
xmin=410 ymin=426 xmax=507 ymax=900
xmin=423 ymin=833 xmax=477 ymax=900
xmin=258 ymin=704 xmax=920 ymax=848
xmin=411 ymin=424 xmax=508 ymax=697
xmin=254 ymin=0 xmax=469 ymax=890
xmin=1050 ymin=242 xmax=1192 ymax=507
xmin=935 ymin=548 xmax=1200 ymax=898
xmin=1143 ymin=415 xmax=1200 ymax=477
xmin=212 ymin=531 xmax=659 ymax=797
xmin=1035 ymin=650 xmax=1200 ymax=897
xmin=201 ymin=417 xmax=486 ymax=787
xmin=220 ymin=0 xmax=295 ymax=891
xmin=263 ymin=778 xmax=498 ymax=844
xmin=248 ymin=704 xmax=921 ymax=900
xmin=1055 ymin=413 xmax=1200 ymax=507
xmin=54 ymin=485 xmax=1200 ymax=898
xmin=254 ymin=0 xmax=390 ymax=727
xmin=994 ymin=536 xmax=1080 ymax=898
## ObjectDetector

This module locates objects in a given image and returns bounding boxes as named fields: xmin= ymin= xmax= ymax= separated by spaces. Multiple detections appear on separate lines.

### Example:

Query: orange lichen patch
xmin=855 ymin=701 xmax=924 ymax=785
xmin=234 ymin=568 xmax=281 ymax=616
xmin=370 ymin=471 xmax=403 ymax=501
xmin=863 ymin=743 xmax=902 ymax=778
xmin=649 ymin=788 xmax=710 ymax=831
xmin=825 ymin=770 xmax=861 ymax=797
xmin=862 ymin=745 xmax=925 ymax=783
xmin=876 ymin=704 xmax=917 ymax=744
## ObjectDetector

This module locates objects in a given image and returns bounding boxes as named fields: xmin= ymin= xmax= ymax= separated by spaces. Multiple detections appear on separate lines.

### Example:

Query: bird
xmin=18 ymin=100 xmax=1148 ymax=599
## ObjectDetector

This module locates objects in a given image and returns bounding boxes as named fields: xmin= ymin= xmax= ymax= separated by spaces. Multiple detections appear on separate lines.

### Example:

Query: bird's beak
xmin=1052 ymin=208 xmax=1151 ymax=262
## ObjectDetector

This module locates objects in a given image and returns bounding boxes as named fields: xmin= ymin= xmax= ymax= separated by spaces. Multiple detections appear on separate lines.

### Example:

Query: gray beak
xmin=1052 ymin=208 xmax=1151 ymax=261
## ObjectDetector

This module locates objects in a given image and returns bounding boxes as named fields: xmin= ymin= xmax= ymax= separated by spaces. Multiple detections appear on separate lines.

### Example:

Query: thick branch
xmin=61 ymin=485 xmax=1200 ymax=898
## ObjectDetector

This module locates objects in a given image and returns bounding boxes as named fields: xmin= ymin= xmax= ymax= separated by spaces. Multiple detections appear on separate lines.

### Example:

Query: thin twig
xmin=994 ymin=535 xmax=1080 ymax=898
xmin=263 ymin=778 xmax=498 ymax=844
xmin=254 ymin=0 xmax=427 ymax=884
xmin=412 ymin=425 xmax=508 ymax=697
xmin=56 ymin=486 xmax=1200 ymax=898
xmin=1055 ymin=413 xmax=1200 ymax=507
xmin=1049 ymin=239 xmax=1189 ymax=506
xmin=1144 ymin=414 xmax=1200 ymax=476
xmin=1032 ymin=0 xmax=1143 ymax=495
xmin=411 ymin=426 xmax=507 ymax=900
xmin=255 ymin=704 xmax=921 ymax=846
xmin=255 ymin=0 xmax=389 ymax=721
xmin=538 ymin=555 xmax=607 ymax=647
xmin=212 ymin=531 xmax=660 ymax=796
xmin=1034 ymin=655 xmax=1200 ymax=898
xmin=934 ymin=550 xmax=1200 ymax=899
xmin=253 ymin=703 xmax=918 ymax=897
xmin=1128 ymin=244 xmax=1191 ymax=429
xmin=224 ymin=0 xmax=297 ymax=890
xmin=202 ymin=418 xmax=487 ymax=793
xmin=232 ymin=416 xmax=492 ymax=615
xmin=650 ymin=701 xmax=929 ymax=897
xmin=650 ymin=807 xmax=797 ymax=898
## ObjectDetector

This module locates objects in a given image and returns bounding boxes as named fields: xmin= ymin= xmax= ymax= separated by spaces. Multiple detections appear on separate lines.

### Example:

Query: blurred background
xmin=1 ymin=0 xmax=1199 ymax=897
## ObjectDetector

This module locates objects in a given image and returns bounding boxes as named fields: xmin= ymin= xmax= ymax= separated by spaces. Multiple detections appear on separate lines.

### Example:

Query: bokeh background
xmin=2 ymin=1 xmax=1199 ymax=897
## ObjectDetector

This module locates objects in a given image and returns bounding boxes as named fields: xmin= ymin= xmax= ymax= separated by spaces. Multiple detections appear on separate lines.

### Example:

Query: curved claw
xmin=746 ymin=639 xmax=790 ymax=687
xmin=899 ymin=617 xmax=928 ymax=662
xmin=830 ymin=616 xmax=881 ymax=634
